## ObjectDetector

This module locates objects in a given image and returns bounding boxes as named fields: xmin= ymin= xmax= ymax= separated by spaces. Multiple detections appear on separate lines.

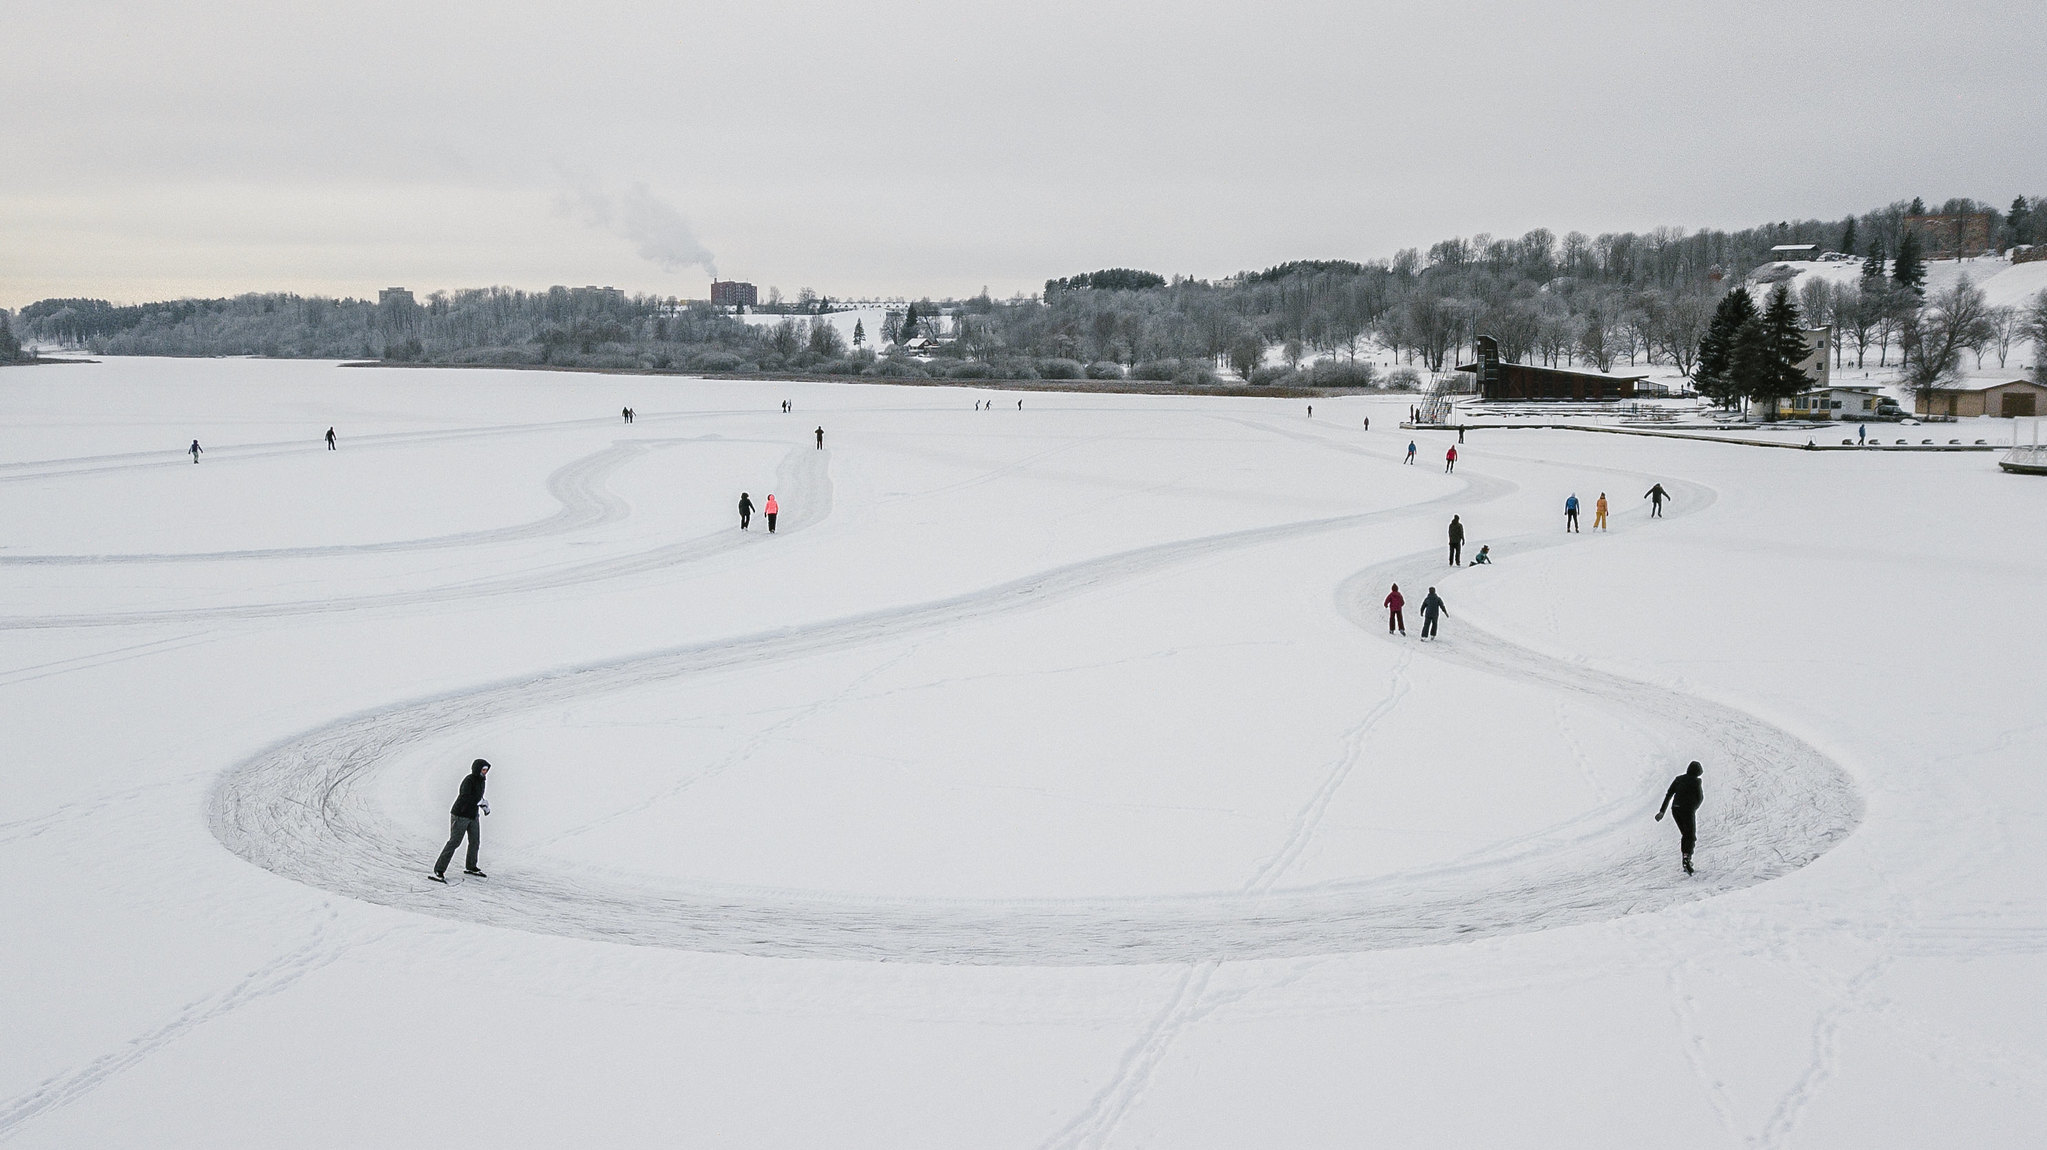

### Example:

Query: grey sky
xmin=4 ymin=0 xmax=2041 ymax=308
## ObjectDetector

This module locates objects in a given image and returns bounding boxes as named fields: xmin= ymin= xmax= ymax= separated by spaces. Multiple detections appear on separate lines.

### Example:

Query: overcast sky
xmin=4 ymin=0 xmax=2042 ymax=309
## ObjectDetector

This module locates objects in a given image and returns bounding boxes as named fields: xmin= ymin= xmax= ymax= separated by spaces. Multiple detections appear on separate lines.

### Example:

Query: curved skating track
xmin=207 ymin=414 xmax=1862 ymax=964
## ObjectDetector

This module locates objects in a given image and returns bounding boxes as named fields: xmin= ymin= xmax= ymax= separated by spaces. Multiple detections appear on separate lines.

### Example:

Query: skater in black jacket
xmin=1644 ymin=483 xmax=1671 ymax=517
xmin=431 ymin=759 xmax=491 ymax=881
xmin=325 ymin=427 xmax=337 ymax=450
xmin=1655 ymin=761 xmax=1704 ymax=873
xmin=738 ymin=492 xmax=754 ymax=530
xmin=1419 ymin=587 xmax=1447 ymax=639
xmin=1447 ymin=515 xmax=1464 ymax=566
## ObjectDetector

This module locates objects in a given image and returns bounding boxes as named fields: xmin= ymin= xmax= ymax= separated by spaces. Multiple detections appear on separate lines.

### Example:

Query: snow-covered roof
xmin=1939 ymin=378 xmax=2047 ymax=393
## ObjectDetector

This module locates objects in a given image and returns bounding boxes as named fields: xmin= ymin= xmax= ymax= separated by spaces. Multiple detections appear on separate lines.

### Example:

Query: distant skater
xmin=1363 ymin=416 xmax=1370 ymax=431
xmin=1444 ymin=445 xmax=1457 ymax=473
xmin=1565 ymin=493 xmax=1580 ymax=532
xmin=325 ymin=427 xmax=336 ymax=450
xmin=1017 ymin=399 xmax=1023 ymax=411
xmin=1383 ymin=583 xmax=1406 ymax=635
xmin=764 ymin=493 xmax=779 ymax=533
xmin=1447 ymin=514 xmax=1464 ymax=566
xmin=1470 ymin=545 xmax=1492 ymax=565
xmin=430 ymin=759 xmax=492 ymax=882
xmin=1594 ymin=492 xmax=1609 ymax=530
xmin=1457 ymin=426 xmax=1465 ymax=444
xmin=815 ymin=427 xmax=825 ymax=449
xmin=1655 ymin=761 xmax=1704 ymax=874
xmin=1419 ymin=586 xmax=1447 ymax=639
xmin=622 ymin=406 xmax=630 ymax=424
xmin=738 ymin=492 xmax=753 ymax=531
xmin=1307 ymin=404 xmax=1313 ymax=418
xmin=189 ymin=439 xmax=203 ymax=463
xmin=1857 ymin=424 xmax=1866 ymax=445
xmin=1644 ymin=483 xmax=1670 ymax=517
xmin=1405 ymin=441 xmax=1417 ymax=465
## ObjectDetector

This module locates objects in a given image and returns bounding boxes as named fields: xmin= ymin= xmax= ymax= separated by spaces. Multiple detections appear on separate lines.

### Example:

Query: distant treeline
xmin=14 ymin=195 xmax=2045 ymax=387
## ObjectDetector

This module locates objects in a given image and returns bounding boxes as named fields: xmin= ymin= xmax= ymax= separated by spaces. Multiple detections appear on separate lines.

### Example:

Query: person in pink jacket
xmin=764 ymin=493 xmax=779 ymax=533
xmin=1444 ymin=445 xmax=1458 ymax=473
xmin=1384 ymin=583 xmax=1406 ymax=635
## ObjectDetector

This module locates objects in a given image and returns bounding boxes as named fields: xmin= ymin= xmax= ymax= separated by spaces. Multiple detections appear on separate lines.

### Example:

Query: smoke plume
xmin=556 ymin=180 xmax=717 ymax=279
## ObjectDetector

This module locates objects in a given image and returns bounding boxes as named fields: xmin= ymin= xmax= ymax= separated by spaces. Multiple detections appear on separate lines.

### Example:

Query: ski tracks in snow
xmin=0 ymin=911 xmax=388 ymax=1143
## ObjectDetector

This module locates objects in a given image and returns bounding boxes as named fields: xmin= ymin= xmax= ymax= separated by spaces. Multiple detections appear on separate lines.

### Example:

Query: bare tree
xmin=1985 ymin=306 xmax=2019 ymax=370
xmin=1902 ymin=277 xmax=1992 ymax=405
xmin=2021 ymin=290 xmax=2047 ymax=384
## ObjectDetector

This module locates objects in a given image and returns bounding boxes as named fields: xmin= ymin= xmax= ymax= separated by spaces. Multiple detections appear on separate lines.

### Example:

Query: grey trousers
xmin=435 ymin=816 xmax=480 ymax=874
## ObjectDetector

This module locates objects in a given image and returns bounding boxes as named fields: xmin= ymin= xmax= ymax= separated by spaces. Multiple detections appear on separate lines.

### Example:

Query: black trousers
xmin=740 ymin=511 xmax=750 ymax=529
xmin=1672 ymin=807 xmax=1696 ymax=858
xmin=1449 ymin=541 xmax=1461 ymax=565
xmin=766 ymin=512 xmax=777 ymax=533
xmin=1651 ymin=502 xmax=1664 ymax=517
xmin=435 ymin=816 xmax=480 ymax=875
xmin=1421 ymin=611 xmax=1440 ymax=638
xmin=1387 ymin=608 xmax=1404 ymax=633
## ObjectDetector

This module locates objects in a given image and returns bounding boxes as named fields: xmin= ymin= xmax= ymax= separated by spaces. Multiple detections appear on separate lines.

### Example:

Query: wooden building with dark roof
xmin=1458 ymin=336 xmax=1646 ymax=401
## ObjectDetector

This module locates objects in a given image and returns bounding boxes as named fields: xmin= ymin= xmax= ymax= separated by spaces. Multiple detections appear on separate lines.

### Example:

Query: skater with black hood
xmin=1447 ymin=515 xmax=1464 ymax=566
xmin=1655 ymin=761 xmax=1704 ymax=874
xmin=431 ymin=759 xmax=492 ymax=881
xmin=738 ymin=492 xmax=754 ymax=530
xmin=1419 ymin=586 xmax=1447 ymax=639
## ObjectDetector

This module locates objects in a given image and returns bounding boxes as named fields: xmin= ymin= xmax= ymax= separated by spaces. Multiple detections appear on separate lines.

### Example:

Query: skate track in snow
xmin=209 ymin=422 xmax=1861 ymax=964
xmin=0 ymin=438 xmax=827 ymax=630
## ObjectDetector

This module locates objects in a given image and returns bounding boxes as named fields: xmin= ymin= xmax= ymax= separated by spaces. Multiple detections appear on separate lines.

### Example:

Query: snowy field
xmin=3 ymin=357 xmax=2044 ymax=1148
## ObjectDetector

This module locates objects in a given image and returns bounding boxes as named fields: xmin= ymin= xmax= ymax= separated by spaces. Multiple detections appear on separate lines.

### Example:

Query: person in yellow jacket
xmin=1594 ymin=492 xmax=1609 ymax=531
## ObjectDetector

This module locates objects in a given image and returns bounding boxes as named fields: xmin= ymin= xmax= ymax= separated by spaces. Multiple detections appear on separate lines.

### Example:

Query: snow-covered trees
xmin=2022 ymin=291 xmax=2047 ymax=385
xmin=1694 ymin=288 xmax=1757 ymax=409
xmin=1902 ymin=278 xmax=1992 ymax=400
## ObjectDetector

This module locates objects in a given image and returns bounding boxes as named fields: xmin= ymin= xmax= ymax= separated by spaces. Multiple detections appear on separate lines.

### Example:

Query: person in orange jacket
xmin=1383 ymin=583 xmax=1406 ymax=635
xmin=764 ymin=493 xmax=780 ymax=533
xmin=1594 ymin=492 xmax=1609 ymax=531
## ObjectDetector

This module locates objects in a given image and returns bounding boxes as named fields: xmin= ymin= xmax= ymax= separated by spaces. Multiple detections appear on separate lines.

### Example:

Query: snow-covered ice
xmin=3 ymin=358 xmax=2044 ymax=1147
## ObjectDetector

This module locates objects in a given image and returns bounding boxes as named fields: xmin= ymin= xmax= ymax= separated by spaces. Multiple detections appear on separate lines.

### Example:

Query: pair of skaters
xmin=427 ymin=754 xmax=1708 ymax=880
xmin=737 ymin=492 xmax=780 ymax=532
xmin=1401 ymin=442 xmax=1458 ymax=473
xmin=620 ymin=407 xmax=636 ymax=424
xmin=1566 ymin=485 xmax=1672 ymax=532
xmin=193 ymin=427 xmax=340 ymax=460
xmin=1444 ymin=515 xmax=1492 ymax=567
xmin=1381 ymin=583 xmax=1449 ymax=639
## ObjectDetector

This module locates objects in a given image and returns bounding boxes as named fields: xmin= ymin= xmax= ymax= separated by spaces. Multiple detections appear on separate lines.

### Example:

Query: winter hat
xmin=473 ymin=758 xmax=491 ymax=772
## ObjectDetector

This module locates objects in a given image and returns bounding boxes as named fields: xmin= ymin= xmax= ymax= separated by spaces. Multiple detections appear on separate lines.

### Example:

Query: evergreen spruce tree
xmin=1748 ymin=285 xmax=1811 ymax=419
xmin=1892 ymin=230 xmax=1927 ymax=295
xmin=0 ymin=313 xmax=20 ymax=363
xmin=1908 ymin=196 xmax=1926 ymax=215
xmin=1694 ymin=287 xmax=1756 ymax=409
xmin=2009 ymin=197 xmax=2031 ymax=245
xmin=852 ymin=318 xmax=865 ymax=348
xmin=898 ymin=302 xmax=919 ymax=344
xmin=1840 ymin=216 xmax=1858 ymax=256
xmin=1862 ymin=236 xmax=1887 ymax=282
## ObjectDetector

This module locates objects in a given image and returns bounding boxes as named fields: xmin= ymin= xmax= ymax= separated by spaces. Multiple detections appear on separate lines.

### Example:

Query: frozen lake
xmin=2 ymin=357 xmax=2042 ymax=1147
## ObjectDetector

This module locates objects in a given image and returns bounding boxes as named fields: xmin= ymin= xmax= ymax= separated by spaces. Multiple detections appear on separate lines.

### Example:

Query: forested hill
xmin=11 ymin=194 xmax=2043 ymax=386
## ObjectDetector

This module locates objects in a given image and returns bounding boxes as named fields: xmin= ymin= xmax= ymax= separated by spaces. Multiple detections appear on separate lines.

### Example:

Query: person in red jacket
xmin=764 ymin=493 xmax=780 ymax=533
xmin=1444 ymin=445 xmax=1458 ymax=473
xmin=1384 ymin=583 xmax=1406 ymax=634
